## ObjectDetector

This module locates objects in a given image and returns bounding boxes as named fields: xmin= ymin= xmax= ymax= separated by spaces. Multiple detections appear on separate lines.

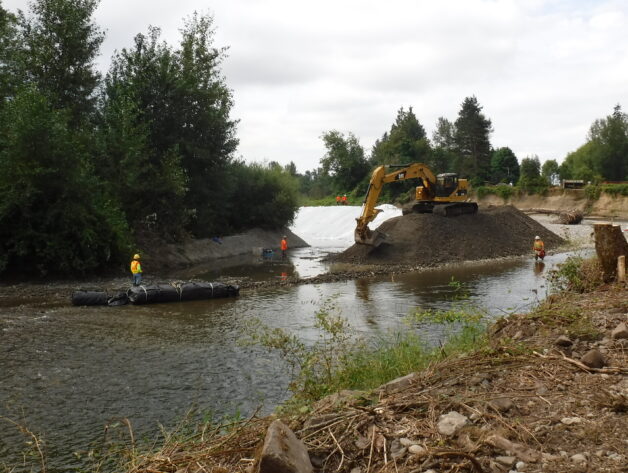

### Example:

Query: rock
xmin=580 ymin=349 xmax=606 ymax=368
xmin=611 ymin=322 xmax=628 ymax=339
xmin=570 ymin=453 xmax=587 ymax=464
xmin=485 ymin=434 xmax=540 ymax=463
xmin=515 ymin=461 xmax=526 ymax=470
xmin=560 ymin=416 xmax=583 ymax=425
xmin=495 ymin=456 xmax=517 ymax=467
xmin=408 ymin=444 xmax=426 ymax=456
xmin=389 ymin=439 xmax=407 ymax=460
xmin=437 ymin=411 xmax=468 ymax=436
xmin=350 ymin=468 xmax=362 ymax=473
xmin=489 ymin=397 xmax=514 ymax=413
xmin=469 ymin=372 xmax=490 ymax=385
xmin=379 ymin=372 xmax=418 ymax=394
xmin=555 ymin=335 xmax=573 ymax=347
xmin=399 ymin=438 xmax=419 ymax=447
xmin=258 ymin=419 xmax=313 ymax=473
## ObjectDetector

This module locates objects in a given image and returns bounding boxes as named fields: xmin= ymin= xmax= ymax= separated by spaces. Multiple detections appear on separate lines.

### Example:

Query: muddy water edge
xmin=1 ymin=248 xmax=594 ymax=471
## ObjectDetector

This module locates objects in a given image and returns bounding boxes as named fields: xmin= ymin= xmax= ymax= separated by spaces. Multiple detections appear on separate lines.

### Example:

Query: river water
xmin=0 ymin=207 xmax=599 ymax=471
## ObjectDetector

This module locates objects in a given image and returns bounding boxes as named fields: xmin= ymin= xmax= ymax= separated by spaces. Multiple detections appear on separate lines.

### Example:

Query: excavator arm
xmin=355 ymin=164 xmax=437 ymax=246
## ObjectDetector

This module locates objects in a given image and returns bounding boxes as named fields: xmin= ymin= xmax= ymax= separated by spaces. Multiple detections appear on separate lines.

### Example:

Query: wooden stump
xmin=594 ymin=224 xmax=628 ymax=281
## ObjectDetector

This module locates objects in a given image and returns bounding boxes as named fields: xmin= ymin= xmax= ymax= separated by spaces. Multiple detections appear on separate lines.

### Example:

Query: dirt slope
xmin=334 ymin=205 xmax=564 ymax=266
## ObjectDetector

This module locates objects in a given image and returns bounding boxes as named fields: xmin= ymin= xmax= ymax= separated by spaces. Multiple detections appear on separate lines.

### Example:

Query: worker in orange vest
xmin=281 ymin=235 xmax=288 ymax=258
xmin=342 ymin=194 xmax=348 ymax=205
xmin=130 ymin=253 xmax=143 ymax=286
xmin=533 ymin=236 xmax=545 ymax=261
xmin=336 ymin=195 xmax=341 ymax=205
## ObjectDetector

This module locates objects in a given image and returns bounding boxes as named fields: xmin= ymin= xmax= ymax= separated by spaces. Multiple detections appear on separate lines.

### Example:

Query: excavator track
xmin=432 ymin=202 xmax=478 ymax=217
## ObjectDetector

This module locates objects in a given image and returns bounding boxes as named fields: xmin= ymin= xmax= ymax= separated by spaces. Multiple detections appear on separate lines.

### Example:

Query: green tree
xmin=224 ymin=161 xmax=299 ymax=232
xmin=175 ymin=13 xmax=238 ymax=237
xmin=490 ymin=147 xmax=519 ymax=184
xmin=587 ymin=104 xmax=628 ymax=181
xmin=559 ymin=142 xmax=603 ymax=183
xmin=0 ymin=4 xmax=19 ymax=102
xmin=0 ymin=86 xmax=129 ymax=275
xmin=320 ymin=130 xmax=370 ymax=193
xmin=518 ymin=155 xmax=546 ymax=191
xmin=541 ymin=159 xmax=559 ymax=185
xmin=16 ymin=0 xmax=104 ymax=126
xmin=102 ymin=27 xmax=188 ymax=238
xmin=370 ymin=107 xmax=431 ymax=166
xmin=454 ymin=96 xmax=493 ymax=185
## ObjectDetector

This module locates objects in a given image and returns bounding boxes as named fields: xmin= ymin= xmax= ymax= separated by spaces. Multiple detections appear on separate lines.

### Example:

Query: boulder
xmin=258 ymin=420 xmax=313 ymax=473
xmin=611 ymin=322 xmax=628 ymax=340
xmin=580 ymin=349 xmax=606 ymax=369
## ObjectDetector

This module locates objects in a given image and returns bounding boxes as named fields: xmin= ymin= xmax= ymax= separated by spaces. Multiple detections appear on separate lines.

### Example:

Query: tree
xmin=370 ymin=107 xmax=431 ymax=166
xmin=587 ymin=104 xmax=628 ymax=181
xmin=454 ymin=96 xmax=493 ymax=185
xmin=0 ymin=86 xmax=129 ymax=275
xmin=490 ymin=147 xmax=519 ymax=184
xmin=175 ymin=13 xmax=239 ymax=236
xmin=518 ymin=155 xmax=546 ymax=191
xmin=559 ymin=141 xmax=603 ymax=183
xmin=16 ymin=0 xmax=104 ymax=126
xmin=541 ymin=159 xmax=560 ymax=185
xmin=320 ymin=130 xmax=370 ymax=193
xmin=0 ymin=4 xmax=19 ymax=103
xmin=432 ymin=117 xmax=456 ymax=150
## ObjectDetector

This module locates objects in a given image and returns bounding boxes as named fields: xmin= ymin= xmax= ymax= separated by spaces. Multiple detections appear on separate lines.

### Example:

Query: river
xmin=0 ymin=207 xmax=598 ymax=471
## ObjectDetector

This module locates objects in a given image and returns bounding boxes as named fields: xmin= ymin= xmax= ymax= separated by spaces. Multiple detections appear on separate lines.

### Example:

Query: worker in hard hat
xmin=130 ymin=253 xmax=143 ymax=286
xmin=341 ymin=194 xmax=348 ymax=205
xmin=533 ymin=236 xmax=545 ymax=261
xmin=280 ymin=235 xmax=288 ymax=258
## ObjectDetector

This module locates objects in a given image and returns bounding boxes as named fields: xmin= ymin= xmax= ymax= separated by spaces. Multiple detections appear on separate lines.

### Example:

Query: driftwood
xmin=594 ymin=223 xmax=628 ymax=281
xmin=523 ymin=208 xmax=583 ymax=224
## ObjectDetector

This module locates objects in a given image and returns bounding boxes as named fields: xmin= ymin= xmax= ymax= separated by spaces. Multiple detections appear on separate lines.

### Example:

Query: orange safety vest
xmin=130 ymin=260 xmax=142 ymax=274
xmin=533 ymin=240 xmax=544 ymax=251
xmin=342 ymin=195 xmax=347 ymax=202
xmin=336 ymin=196 xmax=341 ymax=202
xmin=281 ymin=239 xmax=288 ymax=251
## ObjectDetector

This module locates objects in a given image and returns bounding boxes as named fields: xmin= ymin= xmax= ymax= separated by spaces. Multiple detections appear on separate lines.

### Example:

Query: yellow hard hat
xmin=133 ymin=253 xmax=141 ymax=259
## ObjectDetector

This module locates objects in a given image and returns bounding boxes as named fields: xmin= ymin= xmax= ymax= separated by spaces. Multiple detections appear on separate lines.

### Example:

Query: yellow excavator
xmin=355 ymin=163 xmax=478 ymax=246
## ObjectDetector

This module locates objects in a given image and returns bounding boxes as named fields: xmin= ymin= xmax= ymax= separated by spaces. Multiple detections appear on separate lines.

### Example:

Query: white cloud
xmin=3 ymin=0 xmax=628 ymax=173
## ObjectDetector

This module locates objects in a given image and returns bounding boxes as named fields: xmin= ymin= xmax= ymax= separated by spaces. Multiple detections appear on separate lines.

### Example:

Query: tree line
xmin=0 ymin=0 xmax=299 ymax=276
xmin=297 ymin=98 xmax=628 ymax=202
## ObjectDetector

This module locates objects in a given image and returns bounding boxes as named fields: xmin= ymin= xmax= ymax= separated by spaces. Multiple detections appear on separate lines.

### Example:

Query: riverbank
xmin=125 ymin=259 xmax=627 ymax=473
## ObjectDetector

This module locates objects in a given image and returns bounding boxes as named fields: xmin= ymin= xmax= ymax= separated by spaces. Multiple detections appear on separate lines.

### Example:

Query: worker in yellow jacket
xmin=533 ymin=236 xmax=545 ymax=261
xmin=130 ymin=254 xmax=143 ymax=286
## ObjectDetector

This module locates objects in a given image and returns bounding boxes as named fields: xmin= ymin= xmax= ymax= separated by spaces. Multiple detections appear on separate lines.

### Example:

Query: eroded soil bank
xmin=131 ymin=279 xmax=628 ymax=473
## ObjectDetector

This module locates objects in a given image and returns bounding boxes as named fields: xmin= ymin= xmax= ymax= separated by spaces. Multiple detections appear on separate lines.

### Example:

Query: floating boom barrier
xmin=71 ymin=281 xmax=240 ymax=307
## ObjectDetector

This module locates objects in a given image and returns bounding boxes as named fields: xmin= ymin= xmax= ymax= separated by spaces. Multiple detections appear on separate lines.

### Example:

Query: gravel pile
xmin=334 ymin=205 xmax=565 ymax=265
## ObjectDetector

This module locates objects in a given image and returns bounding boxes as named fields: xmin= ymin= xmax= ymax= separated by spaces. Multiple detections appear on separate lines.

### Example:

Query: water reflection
xmin=534 ymin=261 xmax=546 ymax=276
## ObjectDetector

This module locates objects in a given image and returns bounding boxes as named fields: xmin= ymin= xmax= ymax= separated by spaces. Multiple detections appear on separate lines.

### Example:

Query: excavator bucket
xmin=354 ymin=227 xmax=387 ymax=247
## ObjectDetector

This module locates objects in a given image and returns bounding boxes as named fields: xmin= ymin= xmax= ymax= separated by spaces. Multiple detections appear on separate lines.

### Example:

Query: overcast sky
xmin=4 ymin=0 xmax=628 ymax=173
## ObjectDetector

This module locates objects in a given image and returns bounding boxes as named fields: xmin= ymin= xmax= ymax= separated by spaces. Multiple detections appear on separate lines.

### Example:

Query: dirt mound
xmin=334 ymin=205 xmax=564 ymax=265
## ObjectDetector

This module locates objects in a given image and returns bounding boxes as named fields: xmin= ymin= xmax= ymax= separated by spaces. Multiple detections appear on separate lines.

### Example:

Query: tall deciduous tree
xmin=0 ymin=87 xmax=129 ymax=275
xmin=541 ymin=159 xmax=559 ymax=185
xmin=320 ymin=130 xmax=369 ymax=193
xmin=0 ymin=4 xmax=18 ymax=103
xmin=490 ymin=147 xmax=519 ymax=184
xmin=454 ymin=96 xmax=492 ymax=184
xmin=16 ymin=0 xmax=104 ymax=126
xmin=587 ymin=104 xmax=628 ymax=181
xmin=518 ymin=155 xmax=546 ymax=191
